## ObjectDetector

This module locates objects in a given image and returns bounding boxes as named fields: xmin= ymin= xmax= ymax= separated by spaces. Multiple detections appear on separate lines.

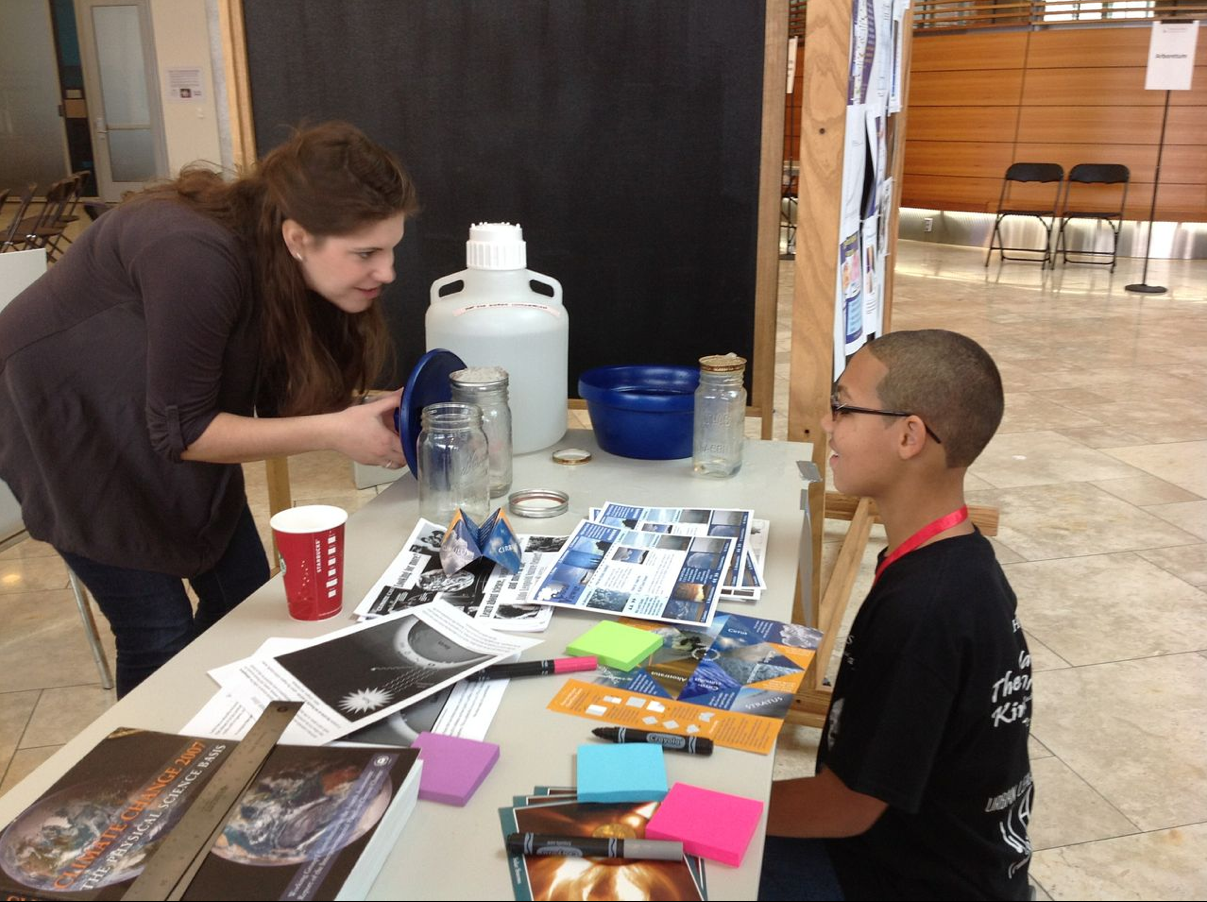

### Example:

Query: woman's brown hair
xmin=138 ymin=122 xmax=418 ymax=415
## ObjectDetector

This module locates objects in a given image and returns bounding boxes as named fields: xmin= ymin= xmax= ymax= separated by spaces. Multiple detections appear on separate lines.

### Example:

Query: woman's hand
xmin=179 ymin=388 xmax=406 ymax=466
xmin=331 ymin=389 xmax=406 ymax=469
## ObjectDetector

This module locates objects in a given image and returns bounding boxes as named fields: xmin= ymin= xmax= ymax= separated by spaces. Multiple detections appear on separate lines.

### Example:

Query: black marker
xmin=505 ymin=832 xmax=684 ymax=860
xmin=592 ymin=726 xmax=714 ymax=756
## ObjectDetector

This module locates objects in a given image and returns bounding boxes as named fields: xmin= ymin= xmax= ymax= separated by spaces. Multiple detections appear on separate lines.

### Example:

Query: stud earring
xmin=294 ymin=252 xmax=303 ymax=261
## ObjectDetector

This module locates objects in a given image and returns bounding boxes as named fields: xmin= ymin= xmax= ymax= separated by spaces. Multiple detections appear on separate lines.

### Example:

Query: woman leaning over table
xmin=0 ymin=122 xmax=416 ymax=698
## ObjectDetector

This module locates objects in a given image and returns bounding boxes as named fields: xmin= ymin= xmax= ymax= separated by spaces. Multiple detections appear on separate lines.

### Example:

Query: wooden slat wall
xmin=784 ymin=39 xmax=806 ymax=160
xmin=912 ymin=0 xmax=1206 ymax=35
xmin=901 ymin=26 xmax=1207 ymax=221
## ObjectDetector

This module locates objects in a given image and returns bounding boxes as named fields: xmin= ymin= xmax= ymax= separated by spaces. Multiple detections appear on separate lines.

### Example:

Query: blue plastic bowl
xmin=578 ymin=365 xmax=699 ymax=460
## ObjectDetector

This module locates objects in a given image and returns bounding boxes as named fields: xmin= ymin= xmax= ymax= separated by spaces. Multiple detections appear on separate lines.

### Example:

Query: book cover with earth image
xmin=0 ymin=728 xmax=420 ymax=900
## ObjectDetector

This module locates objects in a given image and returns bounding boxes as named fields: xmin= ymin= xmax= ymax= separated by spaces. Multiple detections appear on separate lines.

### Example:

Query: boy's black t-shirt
xmin=818 ymin=530 xmax=1034 ymax=901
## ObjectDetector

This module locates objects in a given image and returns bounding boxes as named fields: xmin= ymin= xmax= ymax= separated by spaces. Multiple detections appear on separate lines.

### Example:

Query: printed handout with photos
xmin=184 ymin=637 xmax=509 ymax=747
xmin=594 ymin=613 xmax=821 ymax=720
xmin=210 ymin=600 xmax=540 ymax=745
xmin=590 ymin=511 xmax=767 ymax=604
xmin=351 ymin=518 xmax=557 ymax=632
xmin=532 ymin=520 xmax=735 ymax=627
xmin=546 ymin=611 xmax=825 ymax=755
xmin=721 ymin=518 xmax=769 ymax=602
xmin=592 ymin=503 xmax=765 ymax=593
xmin=499 ymin=797 xmax=706 ymax=901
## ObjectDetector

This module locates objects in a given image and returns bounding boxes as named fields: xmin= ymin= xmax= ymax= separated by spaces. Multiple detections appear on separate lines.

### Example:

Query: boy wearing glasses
xmin=760 ymin=330 xmax=1033 ymax=901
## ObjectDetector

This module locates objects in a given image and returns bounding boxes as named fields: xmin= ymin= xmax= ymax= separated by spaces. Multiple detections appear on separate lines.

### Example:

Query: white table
xmin=0 ymin=430 xmax=812 ymax=900
xmin=0 ymin=248 xmax=48 ymax=542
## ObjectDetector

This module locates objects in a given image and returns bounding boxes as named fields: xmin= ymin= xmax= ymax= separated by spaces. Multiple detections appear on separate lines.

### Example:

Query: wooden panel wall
xmin=901 ymin=26 xmax=1207 ymax=221
xmin=784 ymin=39 xmax=806 ymax=160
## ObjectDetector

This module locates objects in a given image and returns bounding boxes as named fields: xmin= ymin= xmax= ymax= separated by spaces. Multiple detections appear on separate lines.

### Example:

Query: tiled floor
xmin=2 ymin=231 xmax=1206 ymax=899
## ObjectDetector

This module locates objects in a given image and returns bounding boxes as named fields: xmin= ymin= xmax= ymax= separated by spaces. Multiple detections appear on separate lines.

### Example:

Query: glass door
xmin=75 ymin=0 xmax=167 ymax=201
xmin=0 ymin=0 xmax=72 ymax=190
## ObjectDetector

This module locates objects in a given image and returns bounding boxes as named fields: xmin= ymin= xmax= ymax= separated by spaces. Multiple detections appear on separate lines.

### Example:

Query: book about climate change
xmin=0 ymin=728 xmax=420 ymax=900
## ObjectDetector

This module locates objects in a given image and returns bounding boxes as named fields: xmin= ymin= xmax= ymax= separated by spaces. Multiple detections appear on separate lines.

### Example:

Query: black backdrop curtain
xmin=243 ymin=0 xmax=765 ymax=392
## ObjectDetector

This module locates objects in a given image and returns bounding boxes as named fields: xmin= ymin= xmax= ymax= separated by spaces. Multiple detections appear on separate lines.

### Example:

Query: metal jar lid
xmin=699 ymin=353 xmax=747 ymax=373
xmin=508 ymin=489 xmax=570 ymax=518
xmin=551 ymin=448 xmax=593 ymax=466
xmin=450 ymin=366 xmax=509 ymax=390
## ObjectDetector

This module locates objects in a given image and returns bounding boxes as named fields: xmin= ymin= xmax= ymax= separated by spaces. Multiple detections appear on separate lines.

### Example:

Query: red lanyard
xmin=874 ymin=506 xmax=969 ymax=584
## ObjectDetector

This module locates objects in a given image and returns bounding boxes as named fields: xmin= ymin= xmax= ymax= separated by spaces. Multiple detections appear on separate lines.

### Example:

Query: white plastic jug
xmin=426 ymin=223 xmax=568 ymax=454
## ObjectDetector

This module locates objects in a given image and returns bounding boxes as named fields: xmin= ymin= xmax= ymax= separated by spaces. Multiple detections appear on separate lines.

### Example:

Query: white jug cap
xmin=467 ymin=222 xmax=526 ymax=270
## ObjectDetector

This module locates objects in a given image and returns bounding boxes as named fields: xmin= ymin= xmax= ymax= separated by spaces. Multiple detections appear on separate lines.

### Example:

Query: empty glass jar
xmin=450 ymin=366 xmax=513 ymax=498
xmin=692 ymin=353 xmax=747 ymax=478
xmin=416 ymin=402 xmax=490 ymax=524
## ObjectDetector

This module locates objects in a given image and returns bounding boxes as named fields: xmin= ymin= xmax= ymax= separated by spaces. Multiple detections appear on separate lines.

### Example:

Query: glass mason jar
xmin=450 ymin=366 xmax=513 ymax=498
xmin=416 ymin=402 xmax=490 ymax=524
xmin=692 ymin=353 xmax=747 ymax=478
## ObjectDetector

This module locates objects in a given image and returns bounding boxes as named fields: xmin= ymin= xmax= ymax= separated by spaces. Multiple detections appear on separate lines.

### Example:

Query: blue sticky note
xmin=577 ymin=743 xmax=668 ymax=803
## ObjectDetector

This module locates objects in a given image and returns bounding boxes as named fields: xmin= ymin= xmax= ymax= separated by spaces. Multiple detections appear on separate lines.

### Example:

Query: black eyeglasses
xmin=830 ymin=397 xmax=943 ymax=444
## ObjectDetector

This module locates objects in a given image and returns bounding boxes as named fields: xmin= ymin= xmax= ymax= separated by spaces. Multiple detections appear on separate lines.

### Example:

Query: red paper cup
xmin=270 ymin=505 xmax=348 ymax=621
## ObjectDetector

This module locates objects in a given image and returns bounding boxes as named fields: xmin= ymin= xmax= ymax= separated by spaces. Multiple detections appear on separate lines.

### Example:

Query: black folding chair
xmin=985 ymin=163 xmax=1064 ymax=268
xmin=1 ymin=184 xmax=37 ymax=252
xmin=21 ymin=178 xmax=74 ymax=261
xmin=44 ymin=170 xmax=90 ymax=259
xmin=1055 ymin=164 xmax=1130 ymax=272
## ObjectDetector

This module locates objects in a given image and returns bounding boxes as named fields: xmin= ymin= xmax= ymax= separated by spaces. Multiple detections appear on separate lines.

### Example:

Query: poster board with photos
xmin=786 ymin=0 xmax=916 ymax=722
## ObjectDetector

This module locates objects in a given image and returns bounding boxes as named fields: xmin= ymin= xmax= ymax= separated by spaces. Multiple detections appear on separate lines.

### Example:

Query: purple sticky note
xmin=646 ymin=782 xmax=764 ymax=866
xmin=411 ymin=731 xmax=500 ymax=806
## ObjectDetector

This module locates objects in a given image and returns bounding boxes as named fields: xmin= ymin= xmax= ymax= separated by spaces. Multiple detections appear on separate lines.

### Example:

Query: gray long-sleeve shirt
xmin=0 ymin=200 xmax=259 ymax=576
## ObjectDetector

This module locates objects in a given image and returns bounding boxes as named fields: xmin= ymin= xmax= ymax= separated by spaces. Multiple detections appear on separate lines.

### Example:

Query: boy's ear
xmin=897 ymin=416 xmax=930 ymax=461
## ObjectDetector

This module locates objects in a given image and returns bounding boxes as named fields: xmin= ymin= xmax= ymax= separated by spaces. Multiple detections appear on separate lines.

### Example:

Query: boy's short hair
xmin=864 ymin=330 xmax=1003 ymax=468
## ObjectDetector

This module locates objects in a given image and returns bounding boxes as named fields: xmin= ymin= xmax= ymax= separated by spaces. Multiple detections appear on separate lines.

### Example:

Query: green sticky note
xmin=566 ymin=621 xmax=663 ymax=671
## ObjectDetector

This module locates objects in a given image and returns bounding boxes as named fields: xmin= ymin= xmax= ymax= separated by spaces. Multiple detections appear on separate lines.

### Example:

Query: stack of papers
xmin=353 ymin=519 xmax=561 ymax=632
xmin=590 ymin=505 xmax=768 ymax=602
xmin=532 ymin=504 xmax=768 ymax=628
xmin=498 ymin=788 xmax=708 ymax=901
xmin=184 ymin=600 xmax=538 ymax=745
xmin=357 ymin=507 xmax=768 ymax=634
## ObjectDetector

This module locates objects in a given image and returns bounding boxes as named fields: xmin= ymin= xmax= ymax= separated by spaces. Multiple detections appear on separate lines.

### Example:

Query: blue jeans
xmin=60 ymin=502 xmax=269 ymax=698
xmin=759 ymin=836 xmax=845 ymax=901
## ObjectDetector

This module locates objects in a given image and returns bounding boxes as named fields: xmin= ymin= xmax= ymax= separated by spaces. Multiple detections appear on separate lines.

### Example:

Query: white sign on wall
xmin=167 ymin=66 xmax=205 ymax=102
xmin=1144 ymin=21 xmax=1199 ymax=91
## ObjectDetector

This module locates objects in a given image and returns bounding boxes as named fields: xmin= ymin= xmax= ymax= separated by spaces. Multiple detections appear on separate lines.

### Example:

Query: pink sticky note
xmin=646 ymin=782 xmax=764 ymax=867
xmin=411 ymin=731 xmax=500 ymax=806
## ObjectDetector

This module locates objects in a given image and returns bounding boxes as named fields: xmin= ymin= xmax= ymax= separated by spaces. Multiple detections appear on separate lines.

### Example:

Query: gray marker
xmin=505 ymin=832 xmax=684 ymax=860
